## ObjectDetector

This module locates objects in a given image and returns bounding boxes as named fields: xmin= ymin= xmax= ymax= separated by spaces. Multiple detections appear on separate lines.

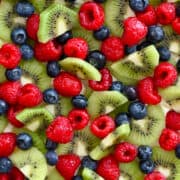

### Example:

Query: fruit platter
xmin=0 ymin=0 xmax=179 ymax=179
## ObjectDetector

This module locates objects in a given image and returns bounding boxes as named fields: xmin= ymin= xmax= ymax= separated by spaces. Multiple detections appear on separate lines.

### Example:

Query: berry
xmin=172 ymin=18 xmax=180 ymax=35
xmin=47 ymin=61 xmax=61 ymax=77
xmin=137 ymin=77 xmax=161 ymax=105
xmin=125 ymin=45 xmax=137 ymax=55
xmin=16 ymin=133 xmax=33 ymax=150
xmin=45 ymin=150 xmax=58 ymax=166
xmin=137 ymin=41 xmax=151 ymax=51
xmin=71 ymin=95 xmax=88 ymax=109
xmin=79 ymin=2 xmax=104 ymax=30
xmin=94 ymin=0 xmax=105 ymax=3
xmin=139 ymin=160 xmax=155 ymax=174
xmin=144 ymin=171 xmax=166 ymax=180
xmin=166 ymin=111 xmax=180 ymax=131
xmin=122 ymin=17 xmax=147 ymax=46
xmin=176 ymin=5 xmax=180 ymax=17
xmin=9 ymin=167 xmax=25 ymax=180
xmin=114 ymin=142 xmax=137 ymax=163
xmin=138 ymin=145 xmax=152 ymax=160
xmin=109 ymin=81 xmax=124 ymax=92
xmin=90 ymin=115 xmax=115 ymax=138
xmin=34 ymin=40 xmax=62 ymax=62
xmin=115 ymin=113 xmax=131 ymax=126
xmin=176 ymin=59 xmax=180 ymax=73
xmin=101 ymin=37 xmax=124 ymax=61
xmin=64 ymin=38 xmax=88 ymax=59
xmin=0 ymin=100 xmax=8 ymax=115
xmin=129 ymin=0 xmax=149 ymax=12
xmin=81 ymin=156 xmax=97 ymax=170
xmin=56 ymin=30 xmax=73 ymax=44
xmin=56 ymin=154 xmax=81 ymax=180
xmin=123 ymin=86 xmax=137 ymax=101
xmin=68 ymin=109 xmax=89 ymax=130
xmin=86 ymin=50 xmax=106 ymax=70
xmin=96 ymin=155 xmax=120 ymax=180
xmin=46 ymin=116 xmax=73 ymax=143
xmin=5 ymin=67 xmax=22 ymax=81
xmin=159 ymin=128 xmax=179 ymax=151
xmin=156 ymin=2 xmax=176 ymax=25
xmin=53 ymin=72 xmax=82 ymax=97
xmin=20 ymin=44 xmax=34 ymax=60
xmin=0 ymin=158 xmax=13 ymax=173
xmin=128 ymin=101 xmax=147 ymax=120
xmin=0 ymin=174 xmax=9 ymax=180
xmin=157 ymin=46 xmax=171 ymax=61
xmin=26 ymin=14 xmax=40 ymax=41
xmin=18 ymin=84 xmax=42 ymax=107
xmin=11 ymin=27 xmax=27 ymax=45
xmin=45 ymin=139 xmax=58 ymax=150
xmin=0 ymin=44 xmax=21 ymax=69
xmin=175 ymin=144 xmax=180 ymax=159
xmin=93 ymin=26 xmax=110 ymax=41
xmin=43 ymin=88 xmax=59 ymax=104
xmin=89 ymin=68 xmax=112 ymax=91
xmin=73 ymin=176 xmax=82 ymax=180
xmin=136 ymin=5 xmax=157 ymax=26
xmin=153 ymin=62 xmax=177 ymax=88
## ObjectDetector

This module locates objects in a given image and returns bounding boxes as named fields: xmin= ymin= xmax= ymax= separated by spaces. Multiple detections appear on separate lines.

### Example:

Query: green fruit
xmin=46 ymin=168 xmax=64 ymax=180
xmin=0 ymin=116 xmax=8 ymax=133
xmin=82 ymin=168 xmax=104 ymax=180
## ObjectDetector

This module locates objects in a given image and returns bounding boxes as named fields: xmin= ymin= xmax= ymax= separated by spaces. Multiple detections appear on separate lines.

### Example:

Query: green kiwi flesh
xmin=46 ymin=168 xmax=64 ymax=180
xmin=0 ymin=116 xmax=8 ymax=133
xmin=0 ymin=65 xmax=6 ymax=83
xmin=82 ymin=168 xmax=104 ymax=180
xmin=149 ymin=0 xmax=162 ymax=6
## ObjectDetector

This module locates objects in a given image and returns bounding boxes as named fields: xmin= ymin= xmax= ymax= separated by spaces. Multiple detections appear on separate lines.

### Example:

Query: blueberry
xmin=94 ymin=0 xmax=105 ymax=3
xmin=175 ymin=144 xmax=180 ymax=159
xmin=139 ymin=159 xmax=155 ymax=174
xmin=125 ymin=45 xmax=137 ymax=55
xmin=45 ymin=150 xmax=58 ymax=166
xmin=43 ymin=89 xmax=59 ymax=104
xmin=0 ymin=100 xmax=8 ymax=115
xmin=137 ymin=41 xmax=151 ymax=51
xmin=15 ymin=1 xmax=34 ymax=17
xmin=45 ymin=139 xmax=58 ymax=150
xmin=11 ymin=27 xmax=27 ymax=45
xmin=86 ymin=50 xmax=106 ymax=70
xmin=0 ymin=158 xmax=13 ymax=173
xmin=147 ymin=25 xmax=164 ymax=44
xmin=109 ymin=81 xmax=124 ymax=92
xmin=47 ymin=61 xmax=61 ymax=77
xmin=128 ymin=101 xmax=147 ymax=120
xmin=93 ymin=26 xmax=110 ymax=41
xmin=72 ymin=95 xmax=88 ymax=109
xmin=20 ymin=44 xmax=34 ymax=60
xmin=176 ymin=4 xmax=180 ymax=17
xmin=115 ymin=113 xmax=131 ymax=126
xmin=73 ymin=176 xmax=83 ymax=180
xmin=56 ymin=31 xmax=73 ymax=44
xmin=123 ymin=86 xmax=137 ymax=101
xmin=17 ymin=133 xmax=33 ymax=150
xmin=157 ymin=47 xmax=171 ymax=61
xmin=6 ymin=67 xmax=22 ymax=81
xmin=81 ymin=156 xmax=97 ymax=171
xmin=138 ymin=145 xmax=152 ymax=160
xmin=129 ymin=0 xmax=149 ymax=12
xmin=176 ymin=59 xmax=180 ymax=73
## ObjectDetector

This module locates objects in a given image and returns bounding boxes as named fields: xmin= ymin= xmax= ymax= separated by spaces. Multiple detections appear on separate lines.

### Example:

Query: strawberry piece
xmin=172 ymin=18 xmax=180 ymax=35
xmin=0 ymin=174 xmax=9 ymax=180
xmin=9 ymin=167 xmax=25 ymax=180
xmin=166 ymin=111 xmax=180 ymax=131
xmin=144 ymin=171 xmax=166 ymax=180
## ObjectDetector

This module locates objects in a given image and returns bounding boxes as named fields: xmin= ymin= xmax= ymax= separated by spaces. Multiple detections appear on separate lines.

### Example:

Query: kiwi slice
xmin=46 ymin=168 xmax=64 ymax=180
xmin=0 ymin=116 xmax=8 ymax=133
xmin=0 ymin=38 xmax=5 ymax=47
xmin=127 ymin=105 xmax=165 ymax=146
xmin=81 ymin=80 xmax=93 ymax=98
xmin=152 ymin=147 xmax=180 ymax=180
xmin=149 ymin=0 xmax=162 ymax=6
xmin=66 ymin=0 xmax=90 ymax=10
xmin=87 ymin=91 xmax=128 ymax=119
xmin=0 ymin=65 xmax=6 ymax=83
xmin=82 ymin=168 xmax=104 ymax=180
xmin=38 ymin=3 xmax=77 ymax=43
xmin=10 ymin=147 xmax=48 ymax=180
xmin=59 ymin=57 xmax=101 ymax=81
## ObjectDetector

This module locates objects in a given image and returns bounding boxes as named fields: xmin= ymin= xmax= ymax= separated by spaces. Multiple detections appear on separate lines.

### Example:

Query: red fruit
xmin=46 ymin=116 xmax=73 ymax=143
xmin=136 ymin=5 xmax=157 ymax=26
xmin=137 ymin=77 xmax=161 ymax=105
xmin=156 ymin=2 xmax=176 ymax=25
xmin=101 ymin=37 xmax=124 ymax=62
xmin=114 ymin=142 xmax=137 ymax=163
xmin=0 ymin=44 xmax=21 ymax=69
xmin=144 ymin=171 xmax=166 ymax=180
xmin=0 ymin=174 xmax=9 ymax=180
xmin=90 ymin=115 xmax=115 ymax=138
xmin=172 ymin=18 xmax=180 ymax=35
xmin=26 ymin=14 xmax=40 ymax=41
xmin=97 ymin=155 xmax=120 ymax=180
xmin=79 ymin=2 xmax=104 ymax=30
xmin=0 ymin=133 xmax=16 ymax=157
xmin=159 ymin=128 xmax=179 ymax=151
xmin=89 ymin=68 xmax=112 ymax=91
xmin=122 ymin=17 xmax=148 ymax=46
xmin=153 ymin=62 xmax=177 ymax=88
xmin=53 ymin=72 xmax=82 ymax=97
xmin=64 ymin=38 xmax=88 ymax=59
xmin=166 ymin=111 xmax=180 ymax=131
xmin=56 ymin=154 xmax=81 ymax=180
xmin=0 ymin=81 xmax=21 ymax=105
xmin=68 ymin=109 xmax=89 ymax=130
xmin=9 ymin=167 xmax=25 ymax=180
xmin=34 ymin=40 xmax=62 ymax=62
xmin=18 ymin=84 xmax=42 ymax=107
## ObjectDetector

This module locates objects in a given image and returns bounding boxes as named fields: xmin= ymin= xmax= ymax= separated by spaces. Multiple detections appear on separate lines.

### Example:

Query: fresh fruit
xmin=138 ymin=145 xmax=153 ymax=160
xmin=46 ymin=61 xmax=61 ymax=78
xmin=45 ymin=150 xmax=58 ymax=166
xmin=71 ymin=95 xmax=87 ymax=109
xmin=172 ymin=18 xmax=180 ymax=35
xmin=82 ymin=168 xmax=104 ymax=180
xmin=139 ymin=159 xmax=155 ymax=174
xmin=157 ymin=46 xmax=171 ymax=61
xmin=0 ymin=157 xmax=13 ymax=173
xmin=56 ymin=30 xmax=73 ymax=44
xmin=144 ymin=171 xmax=166 ymax=180
xmin=81 ymin=156 xmax=97 ymax=170
xmin=11 ymin=27 xmax=27 ymax=45
xmin=5 ymin=67 xmax=22 ymax=82
xmin=93 ymin=26 xmax=110 ymax=41
xmin=129 ymin=0 xmax=149 ymax=12
xmin=166 ymin=111 xmax=180 ymax=131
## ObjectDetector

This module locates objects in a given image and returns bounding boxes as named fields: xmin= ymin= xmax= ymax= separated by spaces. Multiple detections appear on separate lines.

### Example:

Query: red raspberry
xmin=26 ymin=14 xmax=40 ymax=41
xmin=64 ymin=38 xmax=88 ymax=59
xmin=0 ymin=174 xmax=9 ymax=180
xmin=68 ymin=109 xmax=89 ymax=130
xmin=0 ymin=44 xmax=21 ymax=69
xmin=144 ymin=171 xmax=166 ymax=180
xmin=153 ymin=62 xmax=177 ymax=88
xmin=0 ymin=81 xmax=21 ymax=105
xmin=53 ymin=72 xmax=82 ymax=97
xmin=172 ymin=18 xmax=180 ymax=35
xmin=122 ymin=17 xmax=147 ymax=46
xmin=46 ymin=116 xmax=73 ymax=143
xmin=18 ymin=84 xmax=42 ymax=107
xmin=79 ymin=2 xmax=104 ymax=30
xmin=34 ymin=40 xmax=62 ymax=62
xmin=89 ymin=68 xmax=112 ymax=91
xmin=166 ymin=111 xmax=180 ymax=131
xmin=90 ymin=115 xmax=115 ymax=138
xmin=137 ymin=77 xmax=161 ymax=105
xmin=156 ymin=2 xmax=176 ymax=25
xmin=56 ymin=154 xmax=81 ymax=180
xmin=159 ymin=128 xmax=179 ymax=151
xmin=0 ymin=133 xmax=16 ymax=157
xmin=97 ymin=155 xmax=120 ymax=180
xmin=9 ymin=167 xmax=25 ymax=180
xmin=101 ymin=37 xmax=124 ymax=62
xmin=136 ymin=5 xmax=157 ymax=26
xmin=114 ymin=142 xmax=137 ymax=163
